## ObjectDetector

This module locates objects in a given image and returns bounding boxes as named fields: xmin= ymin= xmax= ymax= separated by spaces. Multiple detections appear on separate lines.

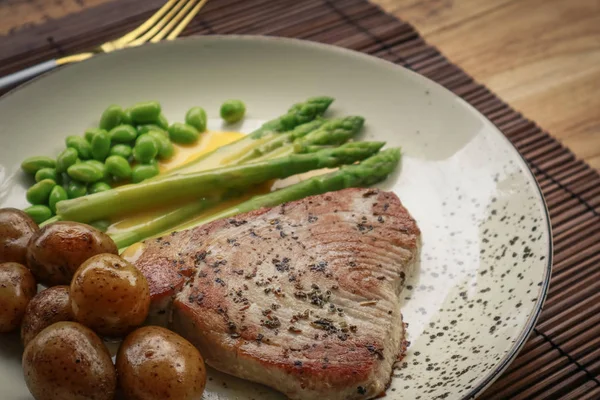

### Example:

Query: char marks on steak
xmin=130 ymin=188 xmax=420 ymax=400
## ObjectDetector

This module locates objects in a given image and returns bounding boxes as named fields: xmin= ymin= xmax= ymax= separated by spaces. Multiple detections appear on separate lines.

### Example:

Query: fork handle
xmin=0 ymin=60 xmax=58 ymax=91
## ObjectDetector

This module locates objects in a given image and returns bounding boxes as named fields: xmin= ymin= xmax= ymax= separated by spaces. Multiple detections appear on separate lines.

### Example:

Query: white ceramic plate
xmin=0 ymin=36 xmax=551 ymax=400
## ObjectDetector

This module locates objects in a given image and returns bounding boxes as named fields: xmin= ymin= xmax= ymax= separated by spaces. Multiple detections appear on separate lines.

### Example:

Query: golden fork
xmin=0 ymin=0 xmax=209 ymax=90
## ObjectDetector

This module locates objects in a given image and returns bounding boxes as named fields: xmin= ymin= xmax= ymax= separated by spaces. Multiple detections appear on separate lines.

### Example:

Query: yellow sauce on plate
xmin=158 ymin=130 xmax=245 ymax=173
xmin=120 ymin=242 xmax=146 ymax=264
xmin=108 ymin=130 xmax=251 ymax=235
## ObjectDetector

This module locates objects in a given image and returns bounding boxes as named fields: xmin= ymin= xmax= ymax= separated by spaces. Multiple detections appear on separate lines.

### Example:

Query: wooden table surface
xmin=2 ymin=0 xmax=599 ymax=169
xmin=372 ymin=0 xmax=600 ymax=169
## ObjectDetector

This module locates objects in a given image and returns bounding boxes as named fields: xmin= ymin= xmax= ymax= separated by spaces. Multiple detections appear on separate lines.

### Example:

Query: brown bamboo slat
xmin=568 ymin=383 xmax=600 ymax=400
xmin=1 ymin=0 xmax=599 ymax=398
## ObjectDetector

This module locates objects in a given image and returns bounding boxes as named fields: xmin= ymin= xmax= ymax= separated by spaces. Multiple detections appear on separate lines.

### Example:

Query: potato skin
xmin=21 ymin=285 xmax=73 ymax=346
xmin=0 ymin=208 xmax=39 ymax=264
xmin=116 ymin=326 xmax=207 ymax=400
xmin=71 ymin=253 xmax=150 ymax=337
xmin=0 ymin=262 xmax=37 ymax=332
xmin=22 ymin=321 xmax=116 ymax=400
xmin=26 ymin=221 xmax=117 ymax=286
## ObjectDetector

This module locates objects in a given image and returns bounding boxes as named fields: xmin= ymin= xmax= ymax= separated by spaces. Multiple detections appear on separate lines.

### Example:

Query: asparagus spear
xmin=110 ymin=196 xmax=222 ymax=249
xmin=297 ymin=116 xmax=364 ymax=146
xmin=165 ymin=96 xmax=334 ymax=175
xmin=232 ymin=119 xmax=325 ymax=164
xmin=252 ymin=116 xmax=365 ymax=162
xmin=165 ymin=148 xmax=401 ymax=233
xmin=236 ymin=116 xmax=364 ymax=164
xmin=115 ymin=148 xmax=400 ymax=249
xmin=107 ymin=108 xmax=347 ymax=239
xmin=109 ymin=118 xmax=364 ymax=246
xmin=293 ymin=144 xmax=334 ymax=153
xmin=253 ymin=96 xmax=334 ymax=137
xmin=57 ymin=142 xmax=385 ymax=223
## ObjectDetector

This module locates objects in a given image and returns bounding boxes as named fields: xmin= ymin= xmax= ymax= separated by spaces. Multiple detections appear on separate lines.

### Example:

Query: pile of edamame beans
xmin=20 ymin=99 xmax=246 ymax=224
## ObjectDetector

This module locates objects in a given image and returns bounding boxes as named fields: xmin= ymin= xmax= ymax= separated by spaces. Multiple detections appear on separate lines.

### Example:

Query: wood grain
xmin=0 ymin=0 xmax=115 ymax=35
xmin=372 ymin=0 xmax=600 ymax=169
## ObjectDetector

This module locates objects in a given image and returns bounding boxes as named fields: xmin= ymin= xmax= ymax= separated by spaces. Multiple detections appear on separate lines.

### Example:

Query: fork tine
xmin=128 ymin=0 xmax=190 ymax=47
xmin=104 ymin=0 xmax=180 ymax=50
xmin=150 ymin=0 xmax=207 ymax=43
xmin=164 ymin=0 xmax=209 ymax=41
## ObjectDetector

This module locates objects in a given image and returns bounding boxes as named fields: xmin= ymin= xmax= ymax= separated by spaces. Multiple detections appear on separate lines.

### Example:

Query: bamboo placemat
xmin=2 ymin=0 xmax=600 ymax=398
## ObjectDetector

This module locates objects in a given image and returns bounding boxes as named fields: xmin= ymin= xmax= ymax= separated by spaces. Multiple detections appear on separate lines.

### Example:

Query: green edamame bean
xmin=90 ymin=219 xmax=111 ymax=232
xmin=147 ymin=131 xmax=175 ymax=160
xmin=91 ymin=129 xmax=111 ymax=161
xmin=67 ymin=163 xmax=103 ymax=183
xmin=84 ymin=128 xmax=106 ymax=143
xmin=109 ymin=144 xmax=133 ymax=159
xmin=85 ymin=160 xmax=109 ymax=181
xmin=122 ymin=109 xmax=133 ymax=125
xmin=21 ymin=156 xmax=56 ymax=175
xmin=48 ymin=185 xmax=68 ymax=213
xmin=137 ymin=124 xmax=166 ymax=136
xmin=26 ymin=179 xmax=56 ymax=205
xmin=89 ymin=182 xmax=112 ymax=194
xmin=105 ymin=155 xmax=132 ymax=180
xmin=157 ymin=113 xmax=169 ymax=130
xmin=185 ymin=107 xmax=207 ymax=132
xmin=133 ymin=134 xmax=159 ymax=163
xmin=168 ymin=123 xmax=199 ymax=144
xmin=131 ymin=164 xmax=159 ymax=183
xmin=85 ymin=160 xmax=104 ymax=169
xmin=23 ymin=205 xmax=53 ymax=224
xmin=56 ymin=148 xmax=79 ymax=173
xmin=130 ymin=101 xmax=161 ymax=124
xmin=60 ymin=172 xmax=71 ymax=187
xmin=35 ymin=168 xmax=58 ymax=183
xmin=66 ymin=135 xmax=92 ymax=159
xmin=99 ymin=105 xmax=126 ymax=131
xmin=109 ymin=125 xmax=138 ymax=143
xmin=220 ymin=99 xmax=246 ymax=123
xmin=66 ymin=181 xmax=87 ymax=199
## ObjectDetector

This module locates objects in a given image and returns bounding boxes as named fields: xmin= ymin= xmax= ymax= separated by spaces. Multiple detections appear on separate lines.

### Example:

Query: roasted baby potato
xmin=71 ymin=253 xmax=150 ymax=337
xmin=21 ymin=285 xmax=73 ymax=346
xmin=0 ymin=262 xmax=37 ymax=333
xmin=26 ymin=221 xmax=118 ymax=286
xmin=0 ymin=208 xmax=39 ymax=264
xmin=22 ymin=321 xmax=116 ymax=400
xmin=116 ymin=326 xmax=207 ymax=400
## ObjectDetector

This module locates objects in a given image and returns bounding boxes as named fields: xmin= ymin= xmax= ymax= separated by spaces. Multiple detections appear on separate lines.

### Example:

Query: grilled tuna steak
xmin=129 ymin=188 xmax=421 ymax=399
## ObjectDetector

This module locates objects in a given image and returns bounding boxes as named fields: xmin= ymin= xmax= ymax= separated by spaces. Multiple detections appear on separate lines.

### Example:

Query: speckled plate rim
xmin=461 ymin=145 xmax=552 ymax=399
xmin=0 ymin=35 xmax=553 ymax=399
xmin=454 ymin=96 xmax=554 ymax=398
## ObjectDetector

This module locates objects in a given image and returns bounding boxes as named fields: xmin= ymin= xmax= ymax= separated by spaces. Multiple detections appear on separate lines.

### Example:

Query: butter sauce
xmin=108 ymin=130 xmax=263 ymax=236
